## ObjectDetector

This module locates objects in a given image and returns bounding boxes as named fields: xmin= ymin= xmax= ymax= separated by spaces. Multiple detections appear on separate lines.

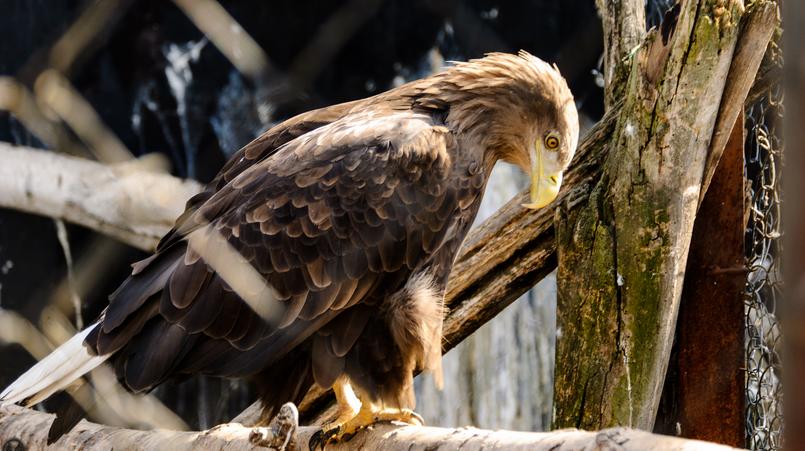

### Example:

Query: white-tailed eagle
xmin=2 ymin=51 xmax=578 ymax=446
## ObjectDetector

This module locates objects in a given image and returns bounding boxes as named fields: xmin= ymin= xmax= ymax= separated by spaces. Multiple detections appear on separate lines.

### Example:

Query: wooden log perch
xmin=0 ymin=403 xmax=745 ymax=451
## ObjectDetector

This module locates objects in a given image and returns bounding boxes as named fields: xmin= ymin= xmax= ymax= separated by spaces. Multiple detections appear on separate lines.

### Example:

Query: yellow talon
xmin=308 ymin=378 xmax=424 ymax=450
xmin=310 ymin=404 xmax=424 ymax=449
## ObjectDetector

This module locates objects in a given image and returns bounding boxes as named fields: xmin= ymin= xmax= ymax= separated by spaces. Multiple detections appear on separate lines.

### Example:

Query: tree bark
xmin=699 ymin=1 xmax=778 ymax=205
xmin=552 ymin=0 xmax=775 ymax=431
xmin=0 ymin=404 xmax=745 ymax=451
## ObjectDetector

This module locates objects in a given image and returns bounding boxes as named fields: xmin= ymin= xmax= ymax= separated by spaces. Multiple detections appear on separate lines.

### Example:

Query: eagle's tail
xmin=0 ymin=323 xmax=108 ymax=406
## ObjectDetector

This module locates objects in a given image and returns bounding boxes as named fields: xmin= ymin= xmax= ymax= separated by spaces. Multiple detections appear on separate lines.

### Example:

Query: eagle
xmin=1 ymin=51 xmax=578 ymax=445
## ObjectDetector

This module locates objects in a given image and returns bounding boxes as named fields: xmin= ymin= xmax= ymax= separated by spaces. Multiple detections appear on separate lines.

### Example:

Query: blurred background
xmin=0 ymin=1 xmax=784 ymax=450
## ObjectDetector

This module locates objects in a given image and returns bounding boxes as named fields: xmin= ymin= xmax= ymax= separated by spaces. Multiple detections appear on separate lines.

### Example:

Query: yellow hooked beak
xmin=522 ymin=141 xmax=562 ymax=210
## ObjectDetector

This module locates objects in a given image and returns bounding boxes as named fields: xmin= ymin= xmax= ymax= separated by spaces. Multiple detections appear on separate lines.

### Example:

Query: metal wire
xmin=744 ymin=47 xmax=784 ymax=450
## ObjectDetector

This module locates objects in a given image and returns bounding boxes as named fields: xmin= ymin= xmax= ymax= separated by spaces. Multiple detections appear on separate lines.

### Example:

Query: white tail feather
xmin=0 ymin=323 xmax=108 ymax=405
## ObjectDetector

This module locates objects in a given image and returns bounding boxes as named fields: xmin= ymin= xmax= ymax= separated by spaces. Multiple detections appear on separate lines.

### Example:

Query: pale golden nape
xmin=419 ymin=50 xmax=579 ymax=209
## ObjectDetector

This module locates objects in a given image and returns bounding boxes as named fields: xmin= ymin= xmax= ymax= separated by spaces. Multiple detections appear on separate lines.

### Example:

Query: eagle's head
xmin=431 ymin=51 xmax=580 ymax=210
xmin=519 ymin=83 xmax=578 ymax=210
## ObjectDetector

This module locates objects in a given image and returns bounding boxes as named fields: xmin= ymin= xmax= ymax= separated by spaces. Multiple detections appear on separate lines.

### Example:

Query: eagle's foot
xmin=308 ymin=378 xmax=423 ymax=449
xmin=308 ymin=378 xmax=362 ymax=450
xmin=308 ymin=405 xmax=424 ymax=449
xmin=308 ymin=405 xmax=360 ymax=449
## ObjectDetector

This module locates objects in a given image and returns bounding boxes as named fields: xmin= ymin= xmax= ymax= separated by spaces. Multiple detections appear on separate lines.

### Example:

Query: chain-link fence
xmin=744 ymin=46 xmax=784 ymax=450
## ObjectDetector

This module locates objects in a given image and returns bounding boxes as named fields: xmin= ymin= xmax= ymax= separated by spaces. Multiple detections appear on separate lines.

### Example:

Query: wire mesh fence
xmin=744 ymin=47 xmax=784 ymax=450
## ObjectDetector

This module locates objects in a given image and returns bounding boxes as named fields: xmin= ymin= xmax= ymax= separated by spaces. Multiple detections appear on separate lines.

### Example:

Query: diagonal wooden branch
xmin=699 ymin=1 xmax=778 ymax=205
xmin=0 ymin=403 xmax=745 ymax=451
xmin=443 ymin=107 xmax=617 ymax=344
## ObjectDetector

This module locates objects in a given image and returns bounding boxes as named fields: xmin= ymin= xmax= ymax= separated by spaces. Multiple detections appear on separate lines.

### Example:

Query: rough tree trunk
xmin=553 ymin=0 xmax=775 ymax=431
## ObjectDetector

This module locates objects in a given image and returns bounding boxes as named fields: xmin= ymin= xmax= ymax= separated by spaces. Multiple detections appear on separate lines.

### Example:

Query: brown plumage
xmin=1 ymin=51 xmax=578 ymax=440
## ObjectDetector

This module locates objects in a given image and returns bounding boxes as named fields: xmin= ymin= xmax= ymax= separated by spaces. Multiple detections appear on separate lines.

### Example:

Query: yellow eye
xmin=545 ymin=134 xmax=560 ymax=150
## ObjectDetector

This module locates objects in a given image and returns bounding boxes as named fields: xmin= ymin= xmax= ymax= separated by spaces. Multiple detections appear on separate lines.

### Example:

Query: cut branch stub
xmin=596 ymin=0 xmax=646 ymax=111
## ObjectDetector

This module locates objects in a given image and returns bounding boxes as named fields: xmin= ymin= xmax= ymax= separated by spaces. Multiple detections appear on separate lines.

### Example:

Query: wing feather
xmin=94 ymin=110 xmax=463 ymax=393
xmin=311 ymin=334 xmax=344 ymax=388
xmin=329 ymin=307 xmax=371 ymax=357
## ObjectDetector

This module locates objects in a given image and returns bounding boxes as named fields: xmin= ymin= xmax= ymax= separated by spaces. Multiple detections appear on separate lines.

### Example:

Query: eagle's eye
xmin=545 ymin=133 xmax=560 ymax=150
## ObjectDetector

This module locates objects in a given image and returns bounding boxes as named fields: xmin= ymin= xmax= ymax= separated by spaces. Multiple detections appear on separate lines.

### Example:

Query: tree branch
xmin=443 ymin=106 xmax=618 ymax=346
xmin=0 ymin=404 xmax=744 ymax=451
xmin=699 ymin=1 xmax=778 ymax=205
xmin=0 ymin=143 xmax=201 ymax=251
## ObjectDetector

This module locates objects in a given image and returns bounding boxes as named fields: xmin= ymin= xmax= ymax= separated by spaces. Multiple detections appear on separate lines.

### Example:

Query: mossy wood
xmin=553 ymin=0 xmax=775 ymax=431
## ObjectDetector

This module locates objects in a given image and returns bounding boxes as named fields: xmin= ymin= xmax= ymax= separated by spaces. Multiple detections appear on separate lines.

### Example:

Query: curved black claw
xmin=308 ymin=430 xmax=324 ymax=451
xmin=308 ymin=426 xmax=341 ymax=451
